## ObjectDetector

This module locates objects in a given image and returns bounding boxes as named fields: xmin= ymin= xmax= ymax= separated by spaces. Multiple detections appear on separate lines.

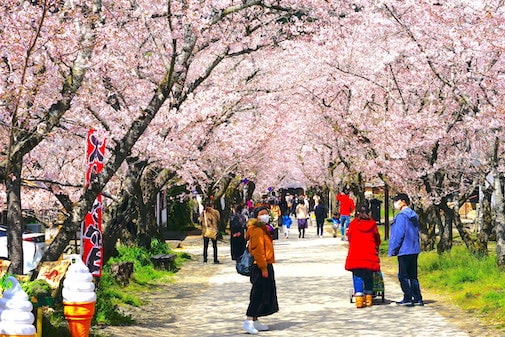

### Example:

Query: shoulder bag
xmin=203 ymin=211 xmax=218 ymax=240
xmin=236 ymin=245 xmax=254 ymax=276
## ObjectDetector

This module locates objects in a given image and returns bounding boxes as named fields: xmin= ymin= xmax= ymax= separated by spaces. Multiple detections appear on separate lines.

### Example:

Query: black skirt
xmin=246 ymin=264 xmax=279 ymax=317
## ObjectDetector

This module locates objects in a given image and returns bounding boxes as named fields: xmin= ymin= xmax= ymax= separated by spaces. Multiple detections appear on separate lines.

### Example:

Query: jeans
xmin=352 ymin=269 xmax=374 ymax=294
xmin=340 ymin=215 xmax=351 ymax=236
xmin=398 ymin=254 xmax=422 ymax=301
xmin=203 ymin=237 xmax=218 ymax=262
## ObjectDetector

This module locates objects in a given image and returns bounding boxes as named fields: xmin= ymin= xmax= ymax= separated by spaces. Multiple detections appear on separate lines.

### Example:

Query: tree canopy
xmin=1 ymin=0 xmax=505 ymax=272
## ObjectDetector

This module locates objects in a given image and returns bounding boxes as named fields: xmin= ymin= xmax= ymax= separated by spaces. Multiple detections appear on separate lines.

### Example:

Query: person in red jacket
xmin=345 ymin=204 xmax=381 ymax=307
xmin=337 ymin=190 xmax=356 ymax=240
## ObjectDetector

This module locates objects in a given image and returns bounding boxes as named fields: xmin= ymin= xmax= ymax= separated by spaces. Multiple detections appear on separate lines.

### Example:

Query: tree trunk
xmin=477 ymin=183 xmax=494 ymax=255
xmin=139 ymin=164 xmax=165 ymax=248
xmin=5 ymin=156 xmax=24 ymax=274
xmin=221 ymin=176 xmax=243 ymax=230
xmin=417 ymin=205 xmax=437 ymax=251
xmin=349 ymin=173 xmax=365 ymax=209
xmin=453 ymin=212 xmax=480 ymax=254
xmin=438 ymin=201 xmax=454 ymax=253
xmin=494 ymin=174 xmax=505 ymax=267
xmin=103 ymin=158 xmax=165 ymax=258
xmin=210 ymin=174 xmax=234 ymax=234
xmin=102 ymin=190 xmax=137 ymax=263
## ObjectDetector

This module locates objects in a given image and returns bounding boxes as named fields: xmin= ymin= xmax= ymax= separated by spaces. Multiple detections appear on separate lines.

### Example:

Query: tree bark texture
xmin=494 ymin=174 xmax=505 ymax=267
xmin=5 ymin=156 xmax=24 ymax=274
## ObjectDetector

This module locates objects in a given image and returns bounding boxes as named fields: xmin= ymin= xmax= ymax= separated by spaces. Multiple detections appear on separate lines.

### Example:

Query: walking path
xmin=98 ymin=228 xmax=496 ymax=337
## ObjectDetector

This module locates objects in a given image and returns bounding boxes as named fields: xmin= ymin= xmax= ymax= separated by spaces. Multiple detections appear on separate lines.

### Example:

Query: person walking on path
xmin=281 ymin=210 xmax=292 ymax=239
xmin=269 ymin=199 xmax=281 ymax=229
xmin=199 ymin=200 xmax=221 ymax=264
xmin=290 ymin=194 xmax=299 ymax=216
xmin=388 ymin=193 xmax=424 ymax=307
xmin=295 ymin=196 xmax=309 ymax=238
xmin=337 ymin=189 xmax=355 ymax=240
xmin=314 ymin=198 xmax=327 ymax=238
xmin=230 ymin=204 xmax=247 ymax=261
xmin=243 ymin=207 xmax=279 ymax=334
xmin=345 ymin=204 xmax=381 ymax=308
xmin=330 ymin=212 xmax=341 ymax=238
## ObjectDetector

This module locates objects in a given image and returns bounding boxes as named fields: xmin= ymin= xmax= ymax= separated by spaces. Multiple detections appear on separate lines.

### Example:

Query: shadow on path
xmin=97 ymin=231 xmax=500 ymax=337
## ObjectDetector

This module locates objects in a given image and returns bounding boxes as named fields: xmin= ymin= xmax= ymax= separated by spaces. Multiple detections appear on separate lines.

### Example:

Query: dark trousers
xmin=203 ymin=237 xmax=218 ymax=262
xmin=316 ymin=220 xmax=324 ymax=236
xmin=398 ymin=254 xmax=423 ymax=301
xmin=298 ymin=228 xmax=305 ymax=238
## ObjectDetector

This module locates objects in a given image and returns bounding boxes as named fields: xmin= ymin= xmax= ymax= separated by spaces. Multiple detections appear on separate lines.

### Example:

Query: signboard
xmin=0 ymin=260 xmax=11 ymax=278
xmin=83 ymin=129 xmax=106 ymax=277
xmin=36 ymin=260 xmax=71 ymax=295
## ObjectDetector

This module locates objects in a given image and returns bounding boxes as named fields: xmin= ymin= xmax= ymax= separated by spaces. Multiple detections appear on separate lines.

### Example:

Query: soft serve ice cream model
xmin=62 ymin=255 xmax=96 ymax=337
xmin=0 ymin=276 xmax=36 ymax=337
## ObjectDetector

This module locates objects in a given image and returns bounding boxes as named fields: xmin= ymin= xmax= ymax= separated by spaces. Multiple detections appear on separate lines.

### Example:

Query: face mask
xmin=393 ymin=201 xmax=402 ymax=210
xmin=259 ymin=214 xmax=270 ymax=223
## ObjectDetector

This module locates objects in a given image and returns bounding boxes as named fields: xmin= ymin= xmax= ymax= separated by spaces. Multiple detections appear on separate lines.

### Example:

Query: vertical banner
xmin=83 ymin=129 xmax=106 ymax=277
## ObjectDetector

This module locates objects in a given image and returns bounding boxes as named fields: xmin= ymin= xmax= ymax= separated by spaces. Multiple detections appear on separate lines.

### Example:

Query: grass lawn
xmin=377 ymin=225 xmax=505 ymax=336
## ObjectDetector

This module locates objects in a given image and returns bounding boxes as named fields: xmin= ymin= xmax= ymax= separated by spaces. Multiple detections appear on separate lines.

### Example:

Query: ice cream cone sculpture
xmin=0 ymin=276 xmax=36 ymax=337
xmin=63 ymin=302 xmax=95 ymax=337
xmin=62 ymin=256 xmax=96 ymax=337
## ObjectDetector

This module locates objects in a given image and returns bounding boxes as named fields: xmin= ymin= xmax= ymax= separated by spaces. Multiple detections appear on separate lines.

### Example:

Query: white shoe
xmin=253 ymin=320 xmax=269 ymax=331
xmin=243 ymin=320 xmax=259 ymax=334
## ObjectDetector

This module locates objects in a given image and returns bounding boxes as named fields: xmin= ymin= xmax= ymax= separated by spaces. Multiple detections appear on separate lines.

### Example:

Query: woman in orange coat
xmin=345 ymin=204 xmax=381 ymax=307
xmin=242 ymin=207 xmax=279 ymax=334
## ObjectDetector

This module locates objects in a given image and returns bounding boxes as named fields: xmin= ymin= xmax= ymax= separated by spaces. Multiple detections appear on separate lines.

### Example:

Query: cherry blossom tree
xmin=1 ymin=0 xmax=336 ymax=270
xmin=202 ymin=1 xmax=505 ymax=261
xmin=2 ymin=0 xmax=505 ymax=271
xmin=292 ymin=1 xmax=505 ymax=258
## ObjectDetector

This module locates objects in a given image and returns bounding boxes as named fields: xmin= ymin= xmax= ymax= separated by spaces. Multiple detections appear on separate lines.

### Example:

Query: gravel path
xmin=97 ymin=230 xmax=501 ymax=337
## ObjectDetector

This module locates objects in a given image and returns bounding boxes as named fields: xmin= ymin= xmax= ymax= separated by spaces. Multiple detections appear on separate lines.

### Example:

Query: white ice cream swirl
xmin=0 ymin=276 xmax=36 ymax=335
xmin=62 ymin=256 xmax=96 ymax=303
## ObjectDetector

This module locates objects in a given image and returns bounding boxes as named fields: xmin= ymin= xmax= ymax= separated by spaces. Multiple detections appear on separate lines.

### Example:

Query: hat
xmin=392 ymin=193 xmax=410 ymax=205
xmin=252 ymin=206 xmax=269 ymax=218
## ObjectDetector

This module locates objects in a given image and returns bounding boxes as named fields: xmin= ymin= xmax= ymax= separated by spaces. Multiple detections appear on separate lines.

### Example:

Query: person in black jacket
xmin=314 ymin=197 xmax=327 ymax=238
xmin=230 ymin=204 xmax=247 ymax=261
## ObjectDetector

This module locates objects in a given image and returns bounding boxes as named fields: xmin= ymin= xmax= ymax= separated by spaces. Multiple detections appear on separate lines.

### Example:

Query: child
xmin=281 ymin=211 xmax=292 ymax=239
xmin=331 ymin=212 xmax=341 ymax=238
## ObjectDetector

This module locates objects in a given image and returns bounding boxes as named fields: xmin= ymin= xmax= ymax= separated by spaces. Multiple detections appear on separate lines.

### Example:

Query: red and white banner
xmin=82 ymin=129 xmax=106 ymax=277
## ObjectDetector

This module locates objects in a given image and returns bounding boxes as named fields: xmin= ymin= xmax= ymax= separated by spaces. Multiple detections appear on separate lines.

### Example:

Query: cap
xmin=392 ymin=193 xmax=410 ymax=205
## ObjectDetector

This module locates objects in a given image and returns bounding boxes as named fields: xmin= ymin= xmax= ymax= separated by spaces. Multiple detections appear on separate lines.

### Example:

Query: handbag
xmin=236 ymin=248 xmax=254 ymax=276
xmin=203 ymin=211 xmax=218 ymax=240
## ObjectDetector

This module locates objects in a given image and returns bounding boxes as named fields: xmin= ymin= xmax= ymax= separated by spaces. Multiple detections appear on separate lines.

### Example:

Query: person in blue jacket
xmin=281 ymin=211 xmax=292 ymax=239
xmin=388 ymin=193 xmax=424 ymax=306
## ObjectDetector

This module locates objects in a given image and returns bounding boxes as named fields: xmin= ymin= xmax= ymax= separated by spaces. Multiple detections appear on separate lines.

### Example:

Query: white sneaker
xmin=242 ymin=320 xmax=259 ymax=334
xmin=253 ymin=320 xmax=269 ymax=331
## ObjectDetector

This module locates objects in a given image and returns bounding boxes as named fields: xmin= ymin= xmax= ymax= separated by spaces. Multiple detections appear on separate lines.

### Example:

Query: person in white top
xmin=296 ymin=196 xmax=309 ymax=238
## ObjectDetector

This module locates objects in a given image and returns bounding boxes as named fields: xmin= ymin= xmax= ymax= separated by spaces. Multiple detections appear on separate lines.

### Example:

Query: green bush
xmin=167 ymin=199 xmax=194 ymax=230
xmin=22 ymin=279 xmax=52 ymax=300
xmin=94 ymin=271 xmax=136 ymax=325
